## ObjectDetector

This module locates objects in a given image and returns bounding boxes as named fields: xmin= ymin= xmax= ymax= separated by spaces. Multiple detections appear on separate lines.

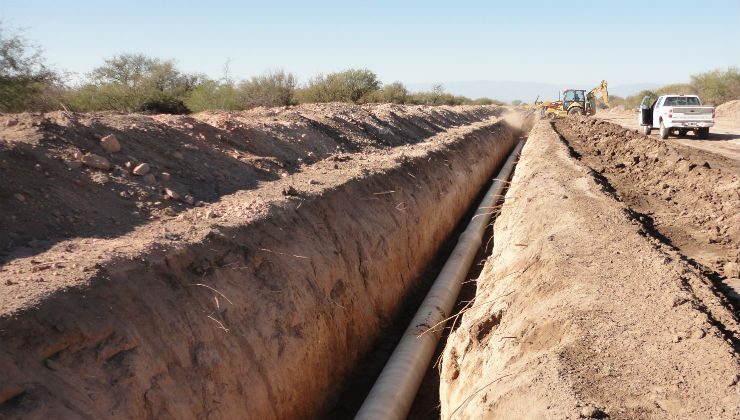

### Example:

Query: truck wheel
xmin=641 ymin=125 xmax=651 ymax=136
xmin=696 ymin=128 xmax=709 ymax=139
xmin=659 ymin=121 xmax=669 ymax=140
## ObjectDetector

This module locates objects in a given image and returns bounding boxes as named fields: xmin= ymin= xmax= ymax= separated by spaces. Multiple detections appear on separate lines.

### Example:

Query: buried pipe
xmin=354 ymin=139 xmax=525 ymax=420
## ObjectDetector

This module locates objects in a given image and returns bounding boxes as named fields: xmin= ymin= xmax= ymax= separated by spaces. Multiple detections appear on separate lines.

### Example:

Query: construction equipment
xmin=532 ymin=80 xmax=609 ymax=119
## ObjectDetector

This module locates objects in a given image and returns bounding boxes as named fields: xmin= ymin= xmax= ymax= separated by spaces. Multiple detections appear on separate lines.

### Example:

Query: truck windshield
xmin=663 ymin=96 xmax=701 ymax=106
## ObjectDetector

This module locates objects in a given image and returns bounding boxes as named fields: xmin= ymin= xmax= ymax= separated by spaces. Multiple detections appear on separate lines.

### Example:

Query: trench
xmin=437 ymin=119 xmax=740 ymax=419
xmin=0 ymin=118 xmax=524 ymax=419
xmin=325 ymin=137 xmax=520 ymax=419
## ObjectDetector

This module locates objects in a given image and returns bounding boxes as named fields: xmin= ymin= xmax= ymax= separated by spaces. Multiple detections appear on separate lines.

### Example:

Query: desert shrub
xmin=67 ymin=54 xmax=200 ymax=113
xmin=185 ymin=79 xmax=241 ymax=112
xmin=690 ymin=67 xmax=740 ymax=105
xmin=621 ymin=89 xmax=657 ymax=109
xmin=0 ymin=25 xmax=61 ymax=112
xmin=361 ymin=81 xmax=408 ymax=104
xmin=468 ymin=97 xmax=503 ymax=106
xmin=238 ymin=70 xmax=296 ymax=107
xmin=619 ymin=68 xmax=740 ymax=109
xmin=138 ymin=97 xmax=190 ymax=114
xmin=654 ymin=83 xmax=697 ymax=96
xmin=296 ymin=68 xmax=380 ymax=103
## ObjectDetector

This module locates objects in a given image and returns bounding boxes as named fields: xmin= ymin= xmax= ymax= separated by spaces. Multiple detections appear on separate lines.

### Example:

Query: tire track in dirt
xmin=554 ymin=117 xmax=740 ymax=311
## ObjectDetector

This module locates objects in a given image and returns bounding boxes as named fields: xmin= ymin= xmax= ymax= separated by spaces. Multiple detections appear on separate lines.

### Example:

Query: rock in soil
xmin=81 ymin=153 xmax=111 ymax=170
xmin=580 ymin=406 xmax=607 ymax=418
xmin=142 ymin=173 xmax=156 ymax=185
xmin=164 ymin=188 xmax=180 ymax=200
xmin=100 ymin=134 xmax=121 ymax=153
xmin=132 ymin=163 xmax=150 ymax=176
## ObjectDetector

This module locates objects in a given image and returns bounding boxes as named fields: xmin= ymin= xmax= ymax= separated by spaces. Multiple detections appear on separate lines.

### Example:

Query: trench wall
xmin=0 ymin=121 xmax=515 ymax=419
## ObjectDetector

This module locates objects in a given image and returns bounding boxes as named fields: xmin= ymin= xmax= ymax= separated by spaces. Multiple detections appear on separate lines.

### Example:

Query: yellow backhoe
xmin=530 ymin=80 xmax=609 ymax=119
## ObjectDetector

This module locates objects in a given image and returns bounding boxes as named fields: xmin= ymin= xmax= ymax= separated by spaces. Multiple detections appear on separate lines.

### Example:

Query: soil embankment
xmin=0 ymin=104 xmax=517 ymax=418
xmin=440 ymin=119 xmax=740 ymax=419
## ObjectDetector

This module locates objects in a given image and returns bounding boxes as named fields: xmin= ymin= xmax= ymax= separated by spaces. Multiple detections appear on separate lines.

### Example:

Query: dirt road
xmin=597 ymin=109 xmax=740 ymax=161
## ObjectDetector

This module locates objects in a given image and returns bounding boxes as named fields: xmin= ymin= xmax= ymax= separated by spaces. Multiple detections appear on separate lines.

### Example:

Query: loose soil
xmin=556 ymin=117 xmax=740 ymax=289
xmin=440 ymin=119 xmax=740 ymax=419
xmin=596 ymin=108 xmax=740 ymax=162
xmin=0 ymin=104 xmax=497 ymax=267
xmin=0 ymin=104 xmax=517 ymax=419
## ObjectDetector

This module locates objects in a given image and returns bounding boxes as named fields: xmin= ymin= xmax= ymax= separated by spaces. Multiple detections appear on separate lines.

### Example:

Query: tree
xmin=511 ymin=99 xmax=523 ymax=106
xmin=68 ymin=53 xmax=200 ymax=113
xmin=0 ymin=24 xmax=60 ymax=112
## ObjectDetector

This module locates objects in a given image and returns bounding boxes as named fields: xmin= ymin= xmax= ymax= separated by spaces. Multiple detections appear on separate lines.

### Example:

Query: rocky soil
xmin=0 ymin=104 xmax=497 ymax=265
xmin=0 ymin=104 xmax=517 ymax=419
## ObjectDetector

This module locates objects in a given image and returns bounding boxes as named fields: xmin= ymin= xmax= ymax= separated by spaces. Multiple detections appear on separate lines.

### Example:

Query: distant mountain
xmin=405 ymin=81 xmax=664 ymax=104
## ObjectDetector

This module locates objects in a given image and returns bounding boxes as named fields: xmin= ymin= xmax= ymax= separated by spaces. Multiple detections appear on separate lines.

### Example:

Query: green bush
xmin=66 ymin=54 xmax=200 ymax=113
xmin=690 ymin=67 xmax=740 ymax=105
xmin=184 ymin=79 xmax=241 ymax=112
xmin=238 ymin=70 xmax=296 ymax=107
xmin=361 ymin=81 xmax=408 ymax=104
xmin=654 ymin=83 xmax=697 ymax=96
xmin=295 ymin=68 xmax=381 ymax=103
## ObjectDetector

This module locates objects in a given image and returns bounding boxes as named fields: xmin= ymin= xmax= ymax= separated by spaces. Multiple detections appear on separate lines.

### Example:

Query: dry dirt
xmin=440 ymin=119 xmax=740 ymax=419
xmin=597 ymin=108 xmax=740 ymax=162
xmin=3 ymin=101 xmax=739 ymax=419
xmin=0 ymin=103 xmax=497 ymax=268
xmin=0 ymin=104 xmax=519 ymax=419
xmin=557 ymin=117 xmax=740 ymax=288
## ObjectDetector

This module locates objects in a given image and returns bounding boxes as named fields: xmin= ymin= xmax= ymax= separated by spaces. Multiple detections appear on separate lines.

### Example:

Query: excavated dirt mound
xmin=556 ymin=117 xmax=740 ymax=281
xmin=440 ymin=120 xmax=740 ymax=419
xmin=0 ymin=103 xmax=497 ymax=264
xmin=716 ymin=100 xmax=740 ymax=119
xmin=0 ymin=105 xmax=518 ymax=418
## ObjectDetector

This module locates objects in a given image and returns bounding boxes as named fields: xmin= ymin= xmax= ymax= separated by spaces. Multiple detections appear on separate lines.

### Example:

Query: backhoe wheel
xmin=547 ymin=112 xmax=557 ymax=120
xmin=659 ymin=121 xmax=669 ymax=140
xmin=641 ymin=125 xmax=651 ymax=136
xmin=568 ymin=108 xmax=584 ymax=117
xmin=695 ymin=127 xmax=709 ymax=139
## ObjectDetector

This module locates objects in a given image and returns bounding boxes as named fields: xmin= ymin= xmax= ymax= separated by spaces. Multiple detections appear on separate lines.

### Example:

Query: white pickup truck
xmin=638 ymin=94 xmax=714 ymax=139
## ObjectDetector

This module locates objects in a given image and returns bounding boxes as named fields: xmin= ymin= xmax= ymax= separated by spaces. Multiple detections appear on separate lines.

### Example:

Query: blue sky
xmin=2 ymin=0 xmax=739 ymax=88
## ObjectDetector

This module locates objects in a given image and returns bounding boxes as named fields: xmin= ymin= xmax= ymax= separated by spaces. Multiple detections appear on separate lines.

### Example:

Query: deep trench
xmin=325 ymin=134 xmax=526 ymax=420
